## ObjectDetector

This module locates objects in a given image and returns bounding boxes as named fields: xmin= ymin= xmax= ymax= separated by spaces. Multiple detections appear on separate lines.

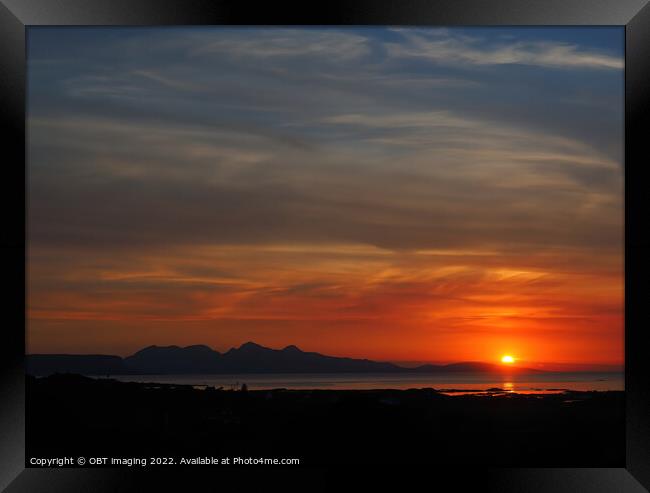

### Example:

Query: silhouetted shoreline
xmin=27 ymin=374 xmax=624 ymax=466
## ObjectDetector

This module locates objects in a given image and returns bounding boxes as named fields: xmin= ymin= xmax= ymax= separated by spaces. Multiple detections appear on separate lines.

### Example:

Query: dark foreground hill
xmin=26 ymin=374 xmax=623 ymax=466
xmin=26 ymin=342 xmax=542 ymax=375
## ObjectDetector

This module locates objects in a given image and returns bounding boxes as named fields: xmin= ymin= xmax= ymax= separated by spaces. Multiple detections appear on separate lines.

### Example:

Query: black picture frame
xmin=1 ymin=0 xmax=649 ymax=490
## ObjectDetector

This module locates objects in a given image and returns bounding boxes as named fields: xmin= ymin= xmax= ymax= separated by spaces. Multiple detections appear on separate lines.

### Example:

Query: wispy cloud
xmin=190 ymin=29 xmax=370 ymax=60
xmin=320 ymin=111 xmax=477 ymax=129
xmin=26 ymin=27 xmax=624 ymax=363
xmin=386 ymin=30 xmax=623 ymax=70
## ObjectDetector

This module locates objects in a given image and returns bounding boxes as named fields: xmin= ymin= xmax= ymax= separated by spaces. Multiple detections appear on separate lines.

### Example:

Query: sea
xmin=107 ymin=371 xmax=624 ymax=394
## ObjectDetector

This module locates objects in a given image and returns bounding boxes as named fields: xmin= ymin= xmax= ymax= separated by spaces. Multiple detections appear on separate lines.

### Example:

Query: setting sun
xmin=501 ymin=355 xmax=515 ymax=364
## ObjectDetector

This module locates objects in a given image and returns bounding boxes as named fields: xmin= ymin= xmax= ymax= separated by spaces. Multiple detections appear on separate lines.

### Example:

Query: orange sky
xmin=27 ymin=242 xmax=623 ymax=367
xmin=26 ymin=28 xmax=624 ymax=369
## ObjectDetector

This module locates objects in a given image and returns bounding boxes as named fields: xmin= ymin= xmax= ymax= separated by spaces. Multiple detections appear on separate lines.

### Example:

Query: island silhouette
xmin=26 ymin=342 xmax=543 ymax=375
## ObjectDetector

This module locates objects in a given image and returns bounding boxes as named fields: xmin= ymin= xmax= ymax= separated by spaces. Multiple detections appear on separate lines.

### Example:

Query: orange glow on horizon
xmin=26 ymin=242 xmax=624 ymax=369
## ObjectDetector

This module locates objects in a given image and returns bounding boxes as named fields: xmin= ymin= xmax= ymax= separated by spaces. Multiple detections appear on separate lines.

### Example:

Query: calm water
xmin=108 ymin=372 xmax=624 ymax=393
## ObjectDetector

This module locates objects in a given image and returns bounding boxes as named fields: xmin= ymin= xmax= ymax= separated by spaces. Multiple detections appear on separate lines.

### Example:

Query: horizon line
xmin=25 ymin=341 xmax=625 ymax=370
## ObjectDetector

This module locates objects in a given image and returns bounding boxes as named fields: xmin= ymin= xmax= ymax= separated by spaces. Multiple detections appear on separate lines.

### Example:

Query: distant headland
xmin=26 ymin=342 xmax=544 ymax=376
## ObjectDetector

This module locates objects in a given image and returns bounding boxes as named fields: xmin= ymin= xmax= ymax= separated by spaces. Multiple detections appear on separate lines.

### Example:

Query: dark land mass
xmin=26 ymin=342 xmax=543 ymax=375
xmin=26 ymin=374 xmax=623 ymax=466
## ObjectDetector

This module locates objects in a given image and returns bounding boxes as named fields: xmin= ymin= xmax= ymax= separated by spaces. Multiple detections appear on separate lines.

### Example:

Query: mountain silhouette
xmin=124 ymin=344 xmax=221 ymax=373
xmin=219 ymin=341 xmax=400 ymax=373
xmin=26 ymin=342 xmax=543 ymax=376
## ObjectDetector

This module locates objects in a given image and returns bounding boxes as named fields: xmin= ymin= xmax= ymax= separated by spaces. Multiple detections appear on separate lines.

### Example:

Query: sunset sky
xmin=27 ymin=27 xmax=624 ymax=369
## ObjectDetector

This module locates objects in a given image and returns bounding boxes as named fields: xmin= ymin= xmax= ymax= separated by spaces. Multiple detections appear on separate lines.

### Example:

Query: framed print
xmin=1 ymin=0 xmax=649 ymax=491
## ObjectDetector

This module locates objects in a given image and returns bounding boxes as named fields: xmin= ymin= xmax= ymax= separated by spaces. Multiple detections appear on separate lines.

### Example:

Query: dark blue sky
xmin=27 ymin=27 xmax=624 ymax=159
